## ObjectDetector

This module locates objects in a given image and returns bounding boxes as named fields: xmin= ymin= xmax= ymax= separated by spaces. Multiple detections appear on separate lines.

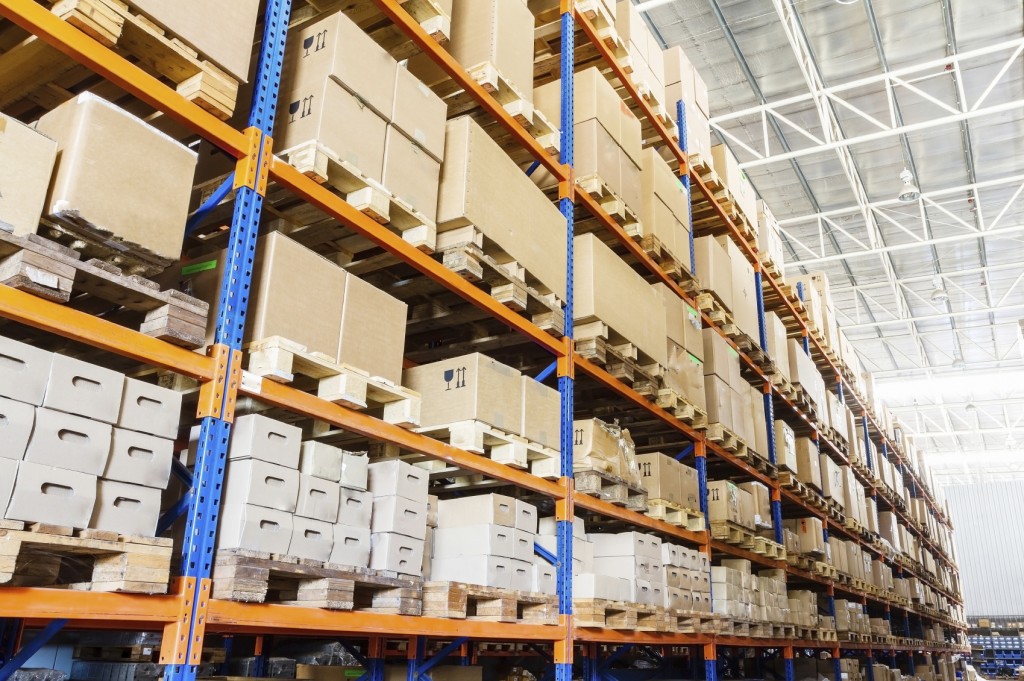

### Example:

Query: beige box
xmin=297 ymin=473 xmax=341 ymax=523
xmin=521 ymin=376 xmax=560 ymax=450
xmin=371 ymin=495 xmax=427 ymax=539
xmin=707 ymin=480 xmax=741 ymax=525
xmin=290 ymin=516 xmax=334 ymax=561
xmin=591 ymin=531 xmax=662 ymax=559
xmin=433 ymin=523 xmax=516 ymax=558
xmin=431 ymin=554 xmax=511 ymax=588
xmin=331 ymin=524 xmax=371 ymax=567
xmin=535 ymin=67 xmax=630 ymax=158
xmin=711 ymin=144 xmax=757 ymax=223
xmin=335 ymin=270 xmax=407 ymax=386
xmin=640 ymin=148 xmax=690 ymax=264
xmin=370 ymin=532 xmax=424 ymax=575
xmin=35 ymin=94 xmax=196 ymax=268
xmin=0 ymin=113 xmax=57 ymax=235
xmin=765 ymin=312 xmax=791 ymax=381
xmin=437 ymin=116 xmax=566 ymax=299
xmin=446 ymin=0 xmax=534 ymax=105
xmin=340 ymin=451 xmax=368 ymax=491
xmin=703 ymin=374 xmax=734 ymax=428
xmin=404 ymin=353 xmax=522 ymax=433
xmin=90 ymin=478 xmax=161 ymax=536
xmin=281 ymin=11 xmax=397 ymax=119
xmin=819 ymin=454 xmax=844 ymax=507
xmin=680 ymin=464 xmax=700 ymax=510
xmin=339 ymin=487 xmax=372 ymax=529
xmin=665 ymin=79 xmax=712 ymax=158
xmin=635 ymin=453 xmax=680 ymax=504
xmin=382 ymin=125 xmax=441 ymax=222
xmin=367 ymin=459 xmax=429 ymax=502
xmin=694 ymin=236 xmax=733 ymax=310
xmin=739 ymin=481 xmax=771 ymax=529
xmin=217 ymin=503 xmax=292 ymax=553
xmin=0 ymin=336 xmax=53 ymax=406
xmin=573 ymin=418 xmax=627 ymax=478
xmin=651 ymin=283 xmax=702 ymax=359
xmin=575 ymin=233 xmax=668 ymax=366
xmin=104 ymin=428 xmax=172 ymax=489
xmin=718 ymin=237 xmax=759 ymax=340
xmin=299 ymin=441 xmax=343 ymax=482
xmin=6 ymin=461 xmax=96 ymax=528
xmin=26 ymin=407 xmax=111 ymax=475
xmin=735 ymin=486 xmax=755 ymax=530
xmin=437 ymin=493 xmax=517 ymax=528
xmin=223 ymin=459 xmax=299 ymax=513
xmin=0 ymin=396 xmax=34 ymax=461
xmin=229 ymin=413 xmax=301 ymax=468
xmin=119 ymin=378 xmax=181 ymax=440
xmin=786 ymin=517 xmax=825 ymax=555
xmin=572 ymin=117 xmax=623 ymax=201
xmin=774 ymin=420 xmax=797 ymax=472
xmin=392 ymin=65 xmax=447 ymax=162
xmin=43 ymin=354 xmax=124 ymax=424
xmin=795 ymin=437 xmax=822 ymax=491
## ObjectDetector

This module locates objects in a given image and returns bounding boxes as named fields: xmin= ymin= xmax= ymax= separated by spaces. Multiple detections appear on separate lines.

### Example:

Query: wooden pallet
xmin=722 ymin=322 xmax=774 ymax=373
xmin=667 ymin=609 xmax=719 ymax=634
xmin=818 ymin=628 xmax=839 ymax=642
xmin=709 ymin=520 xmax=755 ymax=548
xmin=695 ymin=290 xmax=730 ymax=327
xmin=644 ymin=499 xmax=705 ymax=532
xmin=687 ymin=159 xmax=757 ymax=241
xmin=737 ymin=448 xmax=778 ymax=478
xmin=812 ymin=561 xmax=839 ymax=579
xmin=407 ymin=419 xmax=559 ymax=480
xmin=620 ymin=230 xmax=698 ymax=293
xmin=655 ymin=387 xmax=709 ymax=429
xmin=704 ymin=422 xmax=748 ymax=457
xmin=574 ymin=173 xmax=642 ymax=236
xmin=574 ymin=320 xmax=664 ymax=400
xmin=771 ymin=372 xmax=799 ymax=401
xmin=0 ymin=231 xmax=209 ymax=347
xmin=574 ymin=468 xmax=648 ymax=512
xmin=749 ymin=535 xmax=786 ymax=561
xmin=211 ymin=549 xmax=422 ymax=614
xmin=422 ymin=581 xmax=557 ymax=624
xmin=573 ymin=598 xmax=637 ymax=630
xmin=245 ymin=335 xmax=421 ymax=428
xmin=74 ymin=644 xmax=226 ymax=664
xmin=0 ymin=0 xmax=239 ymax=120
xmin=0 ymin=521 xmax=172 ymax=593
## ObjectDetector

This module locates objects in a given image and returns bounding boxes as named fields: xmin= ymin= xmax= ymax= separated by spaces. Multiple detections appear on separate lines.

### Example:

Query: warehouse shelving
xmin=0 ymin=1 xmax=966 ymax=681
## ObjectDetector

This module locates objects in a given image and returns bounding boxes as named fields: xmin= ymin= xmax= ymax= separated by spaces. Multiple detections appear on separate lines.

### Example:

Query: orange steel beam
xmin=0 ymin=286 xmax=216 ymax=380
xmin=251 ymin=377 xmax=566 ymax=499
xmin=711 ymin=540 xmax=785 ymax=569
xmin=206 ymin=600 xmax=562 ymax=639
xmin=0 ymin=0 xmax=247 ymax=157
xmin=1 ymin=588 xmax=181 ymax=623
xmin=574 ymin=628 xmax=709 ymax=645
xmin=574 ymin=492 xmax=706 ymax=546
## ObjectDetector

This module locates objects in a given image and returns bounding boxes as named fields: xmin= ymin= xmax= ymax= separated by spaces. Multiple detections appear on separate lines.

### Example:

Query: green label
xmin=181 ymin=259 xmax=218 ymax=276
xmin=727 ymin=347 xmax=739 ymax=358
xmin=687 ymin=353 xmax=703 ymax=365
xmin=345 ymin=671 xmax=363 ymax=678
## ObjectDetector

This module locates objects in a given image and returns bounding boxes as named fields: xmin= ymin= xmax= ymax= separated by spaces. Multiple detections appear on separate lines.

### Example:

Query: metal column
xmin=676 ymin=100 xmax=696 ymax=275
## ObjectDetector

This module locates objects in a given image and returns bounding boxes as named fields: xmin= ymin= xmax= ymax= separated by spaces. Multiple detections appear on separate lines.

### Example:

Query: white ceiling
xmin=641 ymin=0 xmax=1024 ymax=483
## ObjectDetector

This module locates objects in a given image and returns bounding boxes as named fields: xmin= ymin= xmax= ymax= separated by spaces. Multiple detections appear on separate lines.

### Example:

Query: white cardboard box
xmin=433 ymin=524 xmax=515 ymax=558
xmin=514 ymin=498 xmax=539 ymax=533
xmin=26 ymin=407 xmax=112 ymax=475
xmin=370 ymin=495 xmax=428 ymax=539
xmin=0 ymin=336 xmax=53 ymax=406
xmin=299 ymin=441 xmax=342 ymax=481
xmin=431 ymin=555 xmax=511 ymax=589
xmin=339 ymin=487 xmax=372 ymax=529
xmin=228 ymin=414 xmax=301 ymax=468
xmin=367 ymin=459 xmax=428 ymax=502
xmin=590 ymin=531 xmax=662 ymax=558
xmin=330 ymin=524 xmax=371 ymax=567
xmin=43 ymin=354 xmax=124 ymax=424
xmin=289 ymin=515 xmax=334 ymax=561
xmin=104 ymin=427 xmax=173 ymax=488
xmin=369 ymin=532 xmax=424 ymax=576
xmin=340 ymin=450 xmax=369 ymax=490
xmin=6 ymin=461 xmax=97 ymax=527
xmin=532 ymin=559 xmax=556 ymax=595
xmin=119 ymin=378 xmax=182 ymax=439
xmin=437 ymin=493 xmax=517 ymax=528
xmin=0 ymin=395 xmax=34 ymax=460
xmin=222 ymin=459 xmax=299 ymax=513
xmin=90 ymin=478 xmax=161 ymax=536
xmin=574 ymin=572 xmax=629 ymax=600
xmin=296 ymin=473 xmax=341 ymax=523
xmin=513 ymin=528 xmax=534 ymax=562
xmin=592 ymin=555 xmax=661 ymax=582
xmin=510 ymin=559 xmax=532 ymax=591
xmin=0 ymin=458 xmax=19 ymax=516
xmin=217 ymin=503 xmax=292 ymax=553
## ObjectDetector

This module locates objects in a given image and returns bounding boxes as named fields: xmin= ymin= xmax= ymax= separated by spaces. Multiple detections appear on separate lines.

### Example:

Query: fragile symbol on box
xmin=443 ymin=367 xmax=467 ymax=390
xmin=288 ymin=96 xmax=315 ymax=123
xmin=302 ymin=30 xmax=328 ymax=57
xmin=573 ymin=428 xmax=583 ymax=446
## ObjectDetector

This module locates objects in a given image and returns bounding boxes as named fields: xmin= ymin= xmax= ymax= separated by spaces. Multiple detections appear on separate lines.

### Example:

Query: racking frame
xmin=0 ymin=2 xmax=965 ymax=681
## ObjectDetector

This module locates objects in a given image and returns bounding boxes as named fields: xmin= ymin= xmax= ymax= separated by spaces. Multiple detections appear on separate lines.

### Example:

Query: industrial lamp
xmin=951 ymin=355 xmax=966 ymax=370
xmin=897 ymin=168 xmax=920 ymax=203
xmin=929 ymin=275 xmax=948 ymax=303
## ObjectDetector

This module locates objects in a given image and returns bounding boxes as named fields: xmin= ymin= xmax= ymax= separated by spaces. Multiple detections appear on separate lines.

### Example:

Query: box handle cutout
xmin=127 ymin=446 xmax=154 ymax=461
xmin=72 ymin=376 xmax=102 ymax=392
xmin=113 ymin=496 xmax=141 ymax=509
xmin=58 ymin=428 xmax=89 ymax=444
xmin=41 ymin=482 xmax=74 ymax=497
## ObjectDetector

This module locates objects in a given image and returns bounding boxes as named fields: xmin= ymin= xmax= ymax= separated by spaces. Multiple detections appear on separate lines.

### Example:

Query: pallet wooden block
xmin=704 ymin=422 xmax=748 ymax=457
xmin=645 ymin=499 xmax=705 ymax=532
xmin=709 ymin=520 xmax=756 ymax=548
xmin=422 ymin=581 xmax=557 ymax=624
xmin=574 ymin=468 xmax=648 ymax=512
xmin=408 ymin=419 xmax=559 ymax=479
xmin=655 ymin=387 xmax=708 ymax=429
xmin=667 ymin=609 xmax=719 ymax=634
xmin=573 ymin=598 xmax=637 ymax=630
xmin=575 ymin=173 xmax=641 ymax=235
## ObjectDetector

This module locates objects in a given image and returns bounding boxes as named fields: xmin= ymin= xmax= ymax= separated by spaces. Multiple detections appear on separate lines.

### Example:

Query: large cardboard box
xmin=757 ymin=200 xmax=786 ymax=268
xmin=703 ymin=374 xmax=734 ymax=428
xmin=223 ymin=459 xmax=300 ymax=513
xmin=26 ymin=407 xmax=112 ymax=475
xmin=0 ymin=396 xmax=34 ymax=461
xmin=6 ymin=461 xmax=97 ymax=528
xmin=444 ymin=0 xmax=535 ymax=106
xmin=640 ymin=148 xmax=690 ymax=265
xmin=819 ymin=454 xmax=844 ymax=508
xmin=90 ymin=479 xmax=161 ymax=536
xmin=774 ymin=420 xmax=797 ymax=472
xmin=334 ymin=270 xmax=407 ymax=386
xmin=104 ymin=428 xmax=172 ymax=489
xmin=370 ymin=495 xmax=427 ymax=539
xmin=437 ymin=117 xmax=566 ymax=299
xmin=392 ymin=65 xmax=448 ymax=162
xmin=711 ymin=144 xmax=757 ymax=223
xmin=43 ymin=354 xmax=124 ymax=424
xmin=795 ymin=437 xmax=822 ymax=491
xmin=382 ymin=125 xmax=441 ymax=221
xmin=735 ymin=486 xmax=756 ymax=530
xmin=718 ymin=237 xmax=759 ymax=341
xmin=739 ymin=481 xmax=771 ymax=529
xmin=765 ymin=312 xmax=791 ymax=381
xmin=635 ymin=453 xmax=680 ymax=504
xmin=786 ymin=517 xmax=825 ymax=555
xmin=694 ymin=236 xmax=733 ymax=310
xmin=651 ymin=283 xmax=702 ymax=359
xmin=119 ymin=378 xmax=182 ymax=440
xmin=680 ymin=464 xmax=700 ymax=510
xmin=663 ymin=343 xmax=706 ymax=410
xmin=702 ymin=327 xmax=741 ymax=388
xmin=433 ymin=524 xmax=515 ymax=558
xmin=575 ymin=233 xmax=668 ymax=366
xmin=707 ymin=480 xmax=742 ymax=525
xmin=521 ymin=376 xmax=560 ymax=450
xmin=299 ymin=441 xmax=343 ymax=482
xmin=0 ymin=113 xmax=57 ymax=236
xmin=404 ymin=353 xmax=522 ymax=433
xmin=437 ymin=493 xmax=517 ymax=528
xmin=35 ymin=94 xmax=197 ymax=269
xmin=591 ymin=531 xmax=662 ymax=558
xmin=218 ymin=504 xmax=293 ymax=553
xmin=0 ymin=336 xmax=53 ymax=406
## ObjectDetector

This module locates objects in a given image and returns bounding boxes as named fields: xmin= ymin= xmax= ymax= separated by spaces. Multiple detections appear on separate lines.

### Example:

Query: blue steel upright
xmin=164 ymin=1 xmax=290 ymax=680
xmin=676 ymin=100 xmax=696 ymax=275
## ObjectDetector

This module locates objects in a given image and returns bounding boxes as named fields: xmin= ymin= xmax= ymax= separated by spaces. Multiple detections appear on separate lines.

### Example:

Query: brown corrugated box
xmin=35 ymin=94 xmax=197 ymax=268
xmin=711 ymin=144 xmax=757 ymax=222
xmin=639 ymin=148 xmax=690 ymax=265
xmin=534 ymin=68 xmax=622 ymax=151
xmin=635 ymin=453 xmax=680 ymax=504
xmin=437 ymin=116 xmax=566 ymax=300
xmin=382 ymin=125 xmax=441 ymax=221
xmin=337 ymin=272 xmax=407 ymax=386
xmin=403 ymin=353 xmax=522 ymax=434
xmin=392 ymin=65 xmax=448 ymax=162
xmin=707 ymin=480 xmax=741 ymax=525
xmin=701 ymin=328 xmax=741 ymax=388
xmin=715 ymin=236 xmax=758 ymax=340
xmin=765 ymin=311 xmax=791 ymax=380
xmin=521 ymin=375 xmax=560 ymax=450
xmin=573 ymin=418 xmax=629 ymax=478
xmin=445 ymin=0 xmax=535 ymax=104
xmin=574 ymin=233 xmax=668 ymax=366
xmin=662 ymin=341 xmax=706 ymax=410
xmin=0 ymin=113 xmax=56 ymax=236
xmin=693 ymin=236 xmax=733 ymax=309
xmin=795 ymin=437 xmax=822 ymax=491
xmin=703 ymin=374 xmax=733 ymax=428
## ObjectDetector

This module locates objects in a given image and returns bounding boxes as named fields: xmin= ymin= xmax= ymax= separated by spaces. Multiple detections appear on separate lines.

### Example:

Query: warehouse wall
xmin=944 ymin=481 xmax=1024 ymax=616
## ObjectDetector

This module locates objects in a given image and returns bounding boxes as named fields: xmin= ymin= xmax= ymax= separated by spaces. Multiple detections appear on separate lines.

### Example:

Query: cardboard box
xmin=6 ymin=461 xmax=96 ymax=528
xmin=787 ymin=517 xmax=825 ymax=555
xmin=0 ymin=458 xmax=16 ymax=516
xmin=218 ymin=504 xmax=293 ymax=553
xmin=35 ymin=94 xmax=196 ymax=268
xmin=694 ymin=236 xmax=733 ymax=311
xmin=333 ymin=269 xmax=407 ymax=386
xmin=639 ymin=148 xmax=690 ymax=264
xmin=223 ymin=459 xmax=300 ymax=513
xmin=592 ymin=555 xmax=658 ymax=582
xmin=680 ymin=464 xmax=700 ymax=510
xmin=651 ymin=284 xmax=702 ymax=359
xmin=535 ymin=67 xmax=635 ymax=162
xmin=739 ymin=481 xmax=771 ymax=529
xmin=404 ymin=353 xmax=523 ymax=434
xmin=515 ymin=499 xmax=539 ymax=533
xmin=90 ymin=478 xmax=161 ymax=536
xmin=0 ymin=396 xmax=34 ymax=461
xmin=339 ymin=487 xmax=372 ymax=529
xmin=433 ymin=524 xmax=516 ymax=558
xmin=299 ymin=441 xmax=343 ymax=481
xmin=103 ymin=428 xmax=172 ymax=489
xmin=281 ymin=10 xmax=397 ymax=119
xmin=0 ymin=336 xmax=53 ymax=406
xmin=297 ymin=473 xmax=341 ymax=523
xmin=819 ymin=454 xmax=844 ymax=507
xmin=367 ymin=459 xmax=429 ymax=502
xmin=711 ymin=144 xmax=757 ymax=224
xmin=635 ymin=453 xmax=680 ymax=504
xmin=445 ymin=0 xmax=534 ymax=106
xmin=43 ymin=354 xmax=124 ymax=424
xmin=437 ymin=493 xmax=517 ymax=528
xmin=573 ymin=418 xmax=630 ymax=478
xmin=719 ymin=238 xmax=759 ymax=340
xmin=774 ymin=420 xmax=797 ymax=472
xmin=119 ymin=378 xmax=181 ymax=440
xmin=532 ymin=559 xmax=556 ymax=595
xmin=290 ymin=516 xmax=334 ymax=561
xmin=391 ymin=65 xmax=447 ymax=162
xmin=575 ymin=572 xmax=629 ymax=600
xmin=703 ymin=374 xmax=734 ymax=428
xmin=26 ymin=407 xmax=112 ymax=475
xmin=574 ymin=233 xmax=668 ymax=366
xmin=229 ymin=414 xmax=301 ymax=468
xmin=331 ymin=524 xmax=371 ymax=567
xmin=370 ymin=495 xmax=428 ymax=539
xmin=431 ymin=555 xmax=511 ymax=588
xmin=735 ymin=486 xmax=756 ymax=530
xmin=0 ymin=113 xmax=57 ymax=236
xmin=707 ymin=480 xmax=741 ymax=525
xmin=590 ymin=531 xmax=662 ymax=558
xmin=437 ymin=116 xmax=566 ymax=299
xmin=370 ymin=533 xmax=424 ymax=575
xmin=382 ymin=124 xmax=441 ymax=221
xmin=765 ymin=312 xmax=791 ymax=381
xmin=340 ymin=451 xmax=368 ymax=491
xmin=702 ymin=327 xmax=741 ymax=388
xmin=517 ymin=376 xmax=560 ymax=454
xmin=795 ymin=437 xmax=822 ymax=491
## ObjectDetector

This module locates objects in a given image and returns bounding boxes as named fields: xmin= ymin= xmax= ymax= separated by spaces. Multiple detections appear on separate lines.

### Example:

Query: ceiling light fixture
xmin=897 ymin=168 xmax=921 ymax=203
xmin=965 ymin=402 xmax=977 ymax=413
xmin=834 ymin=0 xmax=859 ymax=4
xmin=929 ymin=274 xmax=949 ymax=303
xmin=951 ymin=355 xmax=967 ymax=370
xmin=635 ymin=0 xmax=676 ymax=11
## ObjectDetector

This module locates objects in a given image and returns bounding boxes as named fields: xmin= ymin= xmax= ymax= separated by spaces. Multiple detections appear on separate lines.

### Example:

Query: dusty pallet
xmin=667 ymin=610 xmax=718 ymax=634
xmin=709 ymin=521 xmax=756 ymax=548
xmin=704 ymin=422 xmax=747 ymax=457
xmin=818 ymin=629 xmax=840 ymax=642
xmin=409 ymin=420 xmax=559 ymax=480
xmin=74 ymin=644 xmax=225 ymax=664
xmin=655 ymin=387 xmax=708 ymax=429
xmin=245 ymin=335 xmax=421 ymax=428
xmin=749 ymin=535 xmax=786 ymax=561
xmin=645 ymin=499 xmax=705 ymax=532
xmin=576 ymin=174 xmax=642 ymax=234
xmin=812 ymin=561 xmax=839 ymax=579
xmin=574 ymin=322 xmax=663 ymax=399
xmin=730 ymin=620 xmax=751 ymax=638
xmin=276 ymin=140 xmax=437 ymax=253
xmin=0 ymin=231 xmax=209 ymax=347
xmin=573 ymin=598 xmax=637 ymax=630
xmin=574 ymin=468 xmax=648 ymax=512
xmin=423 ymin=581 xmax=557 ymax=624
xmin=0 ymin=0 xmax=239 ymax=120
xmin=0 ymin=521 xmax=172 ymax=594
xmin=211 ymin=549 xmax=422 ymax=614
xmin=786 ymin=553 xmax=818 ymax=571
xmin=737 ymin=448 xmax=777 ymax=478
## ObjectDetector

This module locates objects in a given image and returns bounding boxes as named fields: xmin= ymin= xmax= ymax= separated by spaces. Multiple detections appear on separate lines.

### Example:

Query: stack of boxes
xmin=694 ymin=235 xmax=760 ymax=345
xmin=707 ymin=480 xmax=755 ymax=531
xmin=615 ymin=1 xmax=667 ymax=114
xmin=368 ymin=460 xmax=428 ymax=576
xmin=1 ymin=335 xmax=180 ymax=537
xmin=833 ymin=599 xmax=871 ymax=636
xmin=640 ymin=147 xmax=692 ymax=270
xmin=787 ymin=590 xmax=819 ymax=629
xmin=652 ymin=283 xmax=706 ymax=411
xmin=431 ymin=494 xmax=545 ymax=592
xmin=663 ymin=543 xmax=712 ymax=612
xmin=702 ymin=327 xmax=768 ymax=455
xmin=664 ymin=46 xmax=711 ymax=160
xmin=709 ymin=145 xmax=758 ymax=231
xmin=756 ymin=200 xmax=786 ymax=271
xmin=635 ymin=452 xmax=700 ymax=510
xmin=591 ymin=531 xmax=665 ymax=606
xmin=710 ymin=559 xmax=789 ymax=624
xmin=573 ymin=418 xmax=642 ymax=487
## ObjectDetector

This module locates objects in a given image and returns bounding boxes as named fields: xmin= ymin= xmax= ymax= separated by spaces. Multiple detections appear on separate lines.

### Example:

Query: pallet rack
xmin=0 ymin=3 xmax=966 ymax=681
